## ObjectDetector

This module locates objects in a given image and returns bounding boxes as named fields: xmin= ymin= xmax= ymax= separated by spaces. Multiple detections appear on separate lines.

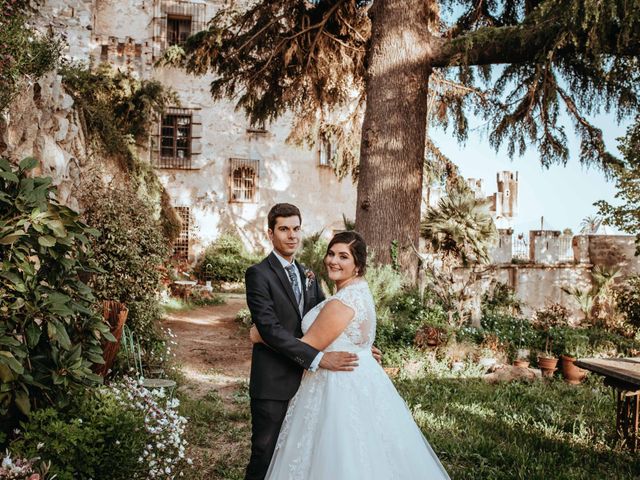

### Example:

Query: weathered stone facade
xmin=29 ymin=0 xmax=357 ymax=260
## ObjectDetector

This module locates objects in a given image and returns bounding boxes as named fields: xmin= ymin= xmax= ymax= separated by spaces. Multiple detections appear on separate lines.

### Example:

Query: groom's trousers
xmin=245 ymin=398 xmax=289 ymax=480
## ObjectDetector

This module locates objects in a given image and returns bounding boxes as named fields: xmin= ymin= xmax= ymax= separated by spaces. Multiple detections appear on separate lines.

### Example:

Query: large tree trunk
xmin=355 ymin=0 xmax=434 ymax=281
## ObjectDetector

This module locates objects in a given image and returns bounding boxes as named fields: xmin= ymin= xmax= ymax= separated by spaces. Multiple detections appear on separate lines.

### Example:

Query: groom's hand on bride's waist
xmin=371 ymin=346 xmax=382 ymax=365
xmin=319 ymin=352 xmax=359 ymax=371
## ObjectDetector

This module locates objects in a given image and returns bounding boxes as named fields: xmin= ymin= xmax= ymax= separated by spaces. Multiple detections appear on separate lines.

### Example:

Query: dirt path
xmin=163 ymin=295 xmax=253 ymax=478
xmin=163 ymin=295 xmax=252 ymax=399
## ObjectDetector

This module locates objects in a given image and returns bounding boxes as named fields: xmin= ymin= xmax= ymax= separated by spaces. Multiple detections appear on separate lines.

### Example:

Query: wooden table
xmin=575 ymin=357 xmax=640 ymax=451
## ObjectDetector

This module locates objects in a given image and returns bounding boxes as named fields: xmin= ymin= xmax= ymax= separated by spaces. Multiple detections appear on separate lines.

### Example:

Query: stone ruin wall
xmin=476 ymin=234 xmax=640 ymax=320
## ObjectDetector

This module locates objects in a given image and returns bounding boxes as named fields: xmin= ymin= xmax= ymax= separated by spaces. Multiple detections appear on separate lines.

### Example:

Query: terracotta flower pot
xmin=513 ymin=359 xmax=530 ymax=368
xmin=537 ymin=356 xmax=558 ymax=377
xmin=560 ymin=355 xmax=587 ymax=385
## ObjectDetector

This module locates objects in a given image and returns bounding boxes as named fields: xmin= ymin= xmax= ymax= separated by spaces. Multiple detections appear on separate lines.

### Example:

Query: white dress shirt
xmin=272 ymin=250 xmax=323 ymax=371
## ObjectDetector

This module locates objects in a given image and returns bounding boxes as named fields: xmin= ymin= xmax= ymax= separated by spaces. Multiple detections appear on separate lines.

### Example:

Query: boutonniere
xmin=304 ymin=269 xmax=315 ymax=290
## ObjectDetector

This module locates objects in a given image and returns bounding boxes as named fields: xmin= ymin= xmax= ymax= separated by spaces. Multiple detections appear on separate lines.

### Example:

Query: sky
xmin=429 ymin=111 xmax=629 ymax=235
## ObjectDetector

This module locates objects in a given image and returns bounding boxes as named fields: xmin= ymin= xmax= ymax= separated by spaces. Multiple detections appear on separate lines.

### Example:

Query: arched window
xmin=229 ymin=158 xmax=259 ymax=203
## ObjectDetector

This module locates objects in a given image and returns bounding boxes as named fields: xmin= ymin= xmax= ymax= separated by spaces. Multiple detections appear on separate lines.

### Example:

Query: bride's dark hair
xmin=326 ymin=231 xmax=367 ymax=276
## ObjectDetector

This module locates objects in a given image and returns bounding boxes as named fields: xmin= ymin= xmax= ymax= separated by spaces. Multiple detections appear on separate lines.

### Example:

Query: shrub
xmin=298 ymin=232 xmax=330 ymax=292
xmin=195 ymin=234 xmax=261 ymax=284
xmin=0 ymin=158 xmax=111 ymax=426
xmin=481 ymin=280 xmax=522 ymax=316
xmin=615 ymin=275 xmax=640 ymax=329
xmin=375 ymin=290 xmax=448 ymax=352
xmin=10 ymin=377 xmax=188 ymax=480
xmin=366 ymin=263 xmax=406 ymax=312
xmin=79 ymin=183 xmax=169 ymax=357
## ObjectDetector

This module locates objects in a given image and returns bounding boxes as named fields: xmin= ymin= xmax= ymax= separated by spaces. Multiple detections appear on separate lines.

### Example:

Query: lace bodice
xmin=302 ymin=280 xmax=376 ymax=352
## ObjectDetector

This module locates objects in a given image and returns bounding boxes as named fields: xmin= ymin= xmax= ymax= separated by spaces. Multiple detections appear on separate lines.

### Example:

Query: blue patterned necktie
xmin=285 ymin=264 xmax=302 ymax=305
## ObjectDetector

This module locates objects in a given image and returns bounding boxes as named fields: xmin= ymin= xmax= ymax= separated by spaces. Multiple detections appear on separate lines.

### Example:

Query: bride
xmin=250 ymin=231 xmax=450 ymax=480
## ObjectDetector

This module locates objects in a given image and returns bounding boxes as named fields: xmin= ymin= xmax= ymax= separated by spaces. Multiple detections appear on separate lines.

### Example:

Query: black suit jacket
xmin=245 ymin=253 xmax=326 ymax=400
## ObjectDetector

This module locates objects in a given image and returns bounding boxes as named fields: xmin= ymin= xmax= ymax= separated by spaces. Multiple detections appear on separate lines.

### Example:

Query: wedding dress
xmin=265 ymin=280 xmax=451 ymax=480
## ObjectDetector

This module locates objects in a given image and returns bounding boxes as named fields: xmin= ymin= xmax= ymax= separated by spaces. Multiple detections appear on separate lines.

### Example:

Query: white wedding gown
xmin=265 ymin=280 xmax=451 ymax=480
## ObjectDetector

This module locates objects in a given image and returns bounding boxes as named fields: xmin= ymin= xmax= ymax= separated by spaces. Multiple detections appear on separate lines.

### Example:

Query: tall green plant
xmin=0 ymin=158 xmax=111 ymax=423
xmin=80 ymin=183 xmax=169 ymax=354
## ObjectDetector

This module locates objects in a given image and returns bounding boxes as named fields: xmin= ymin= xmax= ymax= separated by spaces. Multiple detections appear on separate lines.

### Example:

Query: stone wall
xmin=2 ymin=71 xmax=89 ymax=211
xmin=491 ymin=264 xmax=592 ymax=319
xmin=586 ymin=235 xmax=640 ymax=277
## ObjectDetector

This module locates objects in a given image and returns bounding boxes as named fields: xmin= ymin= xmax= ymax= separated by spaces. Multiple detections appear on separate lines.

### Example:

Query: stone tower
xmin=494 ymin=171 xmax=518 ymax=219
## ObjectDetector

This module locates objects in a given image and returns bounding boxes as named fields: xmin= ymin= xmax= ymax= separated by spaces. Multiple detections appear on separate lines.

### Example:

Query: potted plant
xmin=560 ymin=330 xmax=590 ymax=384
xmin=533 ymin=304 xmax=568 ymax=377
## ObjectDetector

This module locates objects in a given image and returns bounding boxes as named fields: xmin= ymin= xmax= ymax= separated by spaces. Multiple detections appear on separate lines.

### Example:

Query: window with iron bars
xmin=152 ymin=1 xmax=206 ymax=59
xmin=152 ymin=107 xmax=201 ymax=169
xmin=229 ymin=158 xmax=259 ymax=203
xmin=318 ymin=134 xmax=334 ymax=167
xmin=173 ymin=206 xmax=190 ymax=260
xmin=167 ymin=15 xmax=192 ymax=46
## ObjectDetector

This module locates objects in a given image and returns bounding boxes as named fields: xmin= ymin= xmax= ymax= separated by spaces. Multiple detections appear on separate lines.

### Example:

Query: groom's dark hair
xmin=268 ymin=203 xmax=302 ymax=231
xmin=327 ymin=231 xmax=367 ymax=276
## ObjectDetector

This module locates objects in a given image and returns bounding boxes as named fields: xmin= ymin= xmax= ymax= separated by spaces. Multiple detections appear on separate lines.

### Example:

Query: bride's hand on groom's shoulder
xmin=319 ymin=352 xmax=359 ymax=371
xmin=371 ymin=345 xmax=382 ymax=365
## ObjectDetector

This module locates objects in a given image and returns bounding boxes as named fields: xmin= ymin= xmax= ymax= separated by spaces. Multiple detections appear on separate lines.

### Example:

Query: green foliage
xmin=10 ymin=377 xmax=189 ymax=479
xmin=560 ymin=328 xmax=591 ymax=357
xmin=297 ymin=232 xmax=330 ymax=293
xmin=615 ymin=275 xmax=640 ymax=329
xmin=161 ymin=0 xmax=371 ymax=181
xmin=366 ymin=263 xmax=406 ymax=311
xmin=0 ymin=158 xmax=110 ymax=425
xmin=0 ymin=0 xmax=62 ymax=112
xmin=195 ymin=234 xmax=262 ymax=284
xmin=61 ymin=63 xmax=181 ymax=241
xmin=10 ymin=397 xmax=145 ymax=480
xmin=421 ymin=181 xmax=497 ymax=265
xmin=167 ymin=0 xmax=640 ymax=176
xmin=532 ymin=303 xmax=569 ymax=356
xmin=464 ymin=313 xmax=540 ymax=357
xmin=596 ymin=117 xmax=640 ymax=252
xmin=79 ymin=183 xmax=169 ymax=356
xmin=375 ymin=289 xmax=448 ymax=353
xmin=481 ymin=280 xmax=522 ymax=316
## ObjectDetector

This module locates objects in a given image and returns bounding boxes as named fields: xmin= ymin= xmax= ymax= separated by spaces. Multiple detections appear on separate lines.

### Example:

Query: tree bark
xmin=355 ymin=0 xmax=434 ymax=280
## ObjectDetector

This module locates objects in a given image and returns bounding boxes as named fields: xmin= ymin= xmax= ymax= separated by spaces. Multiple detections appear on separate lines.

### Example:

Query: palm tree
xmin=579 ymin=215 xmax=603 ymax=234
xmin=420 ymin=181 xmax=498 ymax=266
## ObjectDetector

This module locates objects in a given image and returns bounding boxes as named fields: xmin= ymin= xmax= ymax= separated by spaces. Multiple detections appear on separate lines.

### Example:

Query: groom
xmin=244 ymin=203 xmax=359 ymax=480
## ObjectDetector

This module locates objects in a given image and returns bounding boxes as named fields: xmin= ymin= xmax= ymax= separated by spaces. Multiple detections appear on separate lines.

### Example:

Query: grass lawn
xmin=178 ymin=367 xmax=640 ymax=479
xmin=397 ymin=373 xmax=640 ymax=480
xmin=178 ymin=385 xmax=251 ymax=480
